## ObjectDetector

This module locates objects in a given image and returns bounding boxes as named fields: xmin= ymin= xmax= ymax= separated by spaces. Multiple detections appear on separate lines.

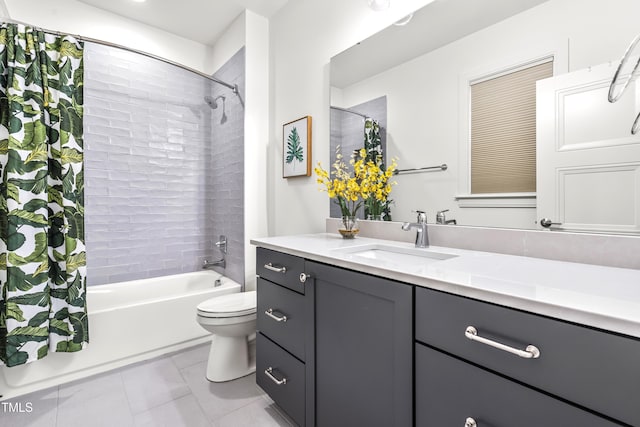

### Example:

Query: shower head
xmin=204 ymin=95 xmax=225 ymax=109
xmin=204 ymin=95 xmax=217 ymax=109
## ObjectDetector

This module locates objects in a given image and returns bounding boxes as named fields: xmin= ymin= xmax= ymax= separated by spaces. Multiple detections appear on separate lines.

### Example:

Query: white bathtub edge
xmin=0 ymin=271 xmax=241 ymax=401
xmin=0 ymin=335 xmax=212 ymax=401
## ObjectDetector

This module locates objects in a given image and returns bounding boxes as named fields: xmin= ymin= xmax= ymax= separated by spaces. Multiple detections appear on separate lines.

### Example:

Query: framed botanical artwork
xmin=283 ymin=116 xmax=312 ymax=178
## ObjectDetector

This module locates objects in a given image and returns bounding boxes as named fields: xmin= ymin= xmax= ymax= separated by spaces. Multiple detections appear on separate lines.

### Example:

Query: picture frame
xmin=283 ymin=115 xmax=312 ymax=178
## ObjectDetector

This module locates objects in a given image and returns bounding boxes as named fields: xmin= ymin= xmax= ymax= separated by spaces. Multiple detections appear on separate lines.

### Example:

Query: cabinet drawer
xmin=415 ymin=287 xmax=640 ymax=425
xmin=416 ymin=344 xmax=621 ymax=427
xmin=257 ymin=277 xmax=306 ymax=361
xmin=256 ymin=333 xmax=305 ymax=426
xmin=256 ymin=248 xmax=306 ymax=294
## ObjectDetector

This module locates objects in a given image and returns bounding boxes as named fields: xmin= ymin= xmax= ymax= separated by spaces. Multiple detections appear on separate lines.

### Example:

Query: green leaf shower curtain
xmin=364 ymin=117 xmax=382 ymax=161
xmin=363 ymin=117 xmax=392 ymax=220
xmin=0 ymin=23 xmax=87 ymax=367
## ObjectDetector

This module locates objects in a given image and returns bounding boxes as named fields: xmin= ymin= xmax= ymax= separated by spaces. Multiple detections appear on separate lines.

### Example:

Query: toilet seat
xmin=197 ymin=291 xmax=256 ymax=318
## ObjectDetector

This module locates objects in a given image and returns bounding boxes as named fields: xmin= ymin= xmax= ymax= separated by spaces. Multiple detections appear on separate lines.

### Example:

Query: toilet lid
xmin=197 ymin=291 xmax=256 ymax=318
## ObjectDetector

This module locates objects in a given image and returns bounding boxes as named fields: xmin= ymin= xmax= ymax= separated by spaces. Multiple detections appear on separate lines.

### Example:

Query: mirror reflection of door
xmin=536 ymin=62 xmax=640 ymax=234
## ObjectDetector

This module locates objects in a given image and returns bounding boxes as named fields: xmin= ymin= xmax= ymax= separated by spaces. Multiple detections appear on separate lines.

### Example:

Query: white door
xmin=536 ymin=62 xmax=640 ymax=234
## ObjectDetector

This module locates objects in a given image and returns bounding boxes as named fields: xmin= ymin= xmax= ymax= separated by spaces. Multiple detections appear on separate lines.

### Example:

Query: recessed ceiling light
xmin=367 ymin=0 xmax=390 ymax=11
xmin=393 ymin=13 xmax=414 ymax=26
xmin=131 ymin=0 xmax=146 ymax=3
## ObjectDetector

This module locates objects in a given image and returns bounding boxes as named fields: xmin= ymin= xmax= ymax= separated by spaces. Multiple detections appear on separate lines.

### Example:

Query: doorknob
xmin=540 ymin=218 xmax=562 ymax=228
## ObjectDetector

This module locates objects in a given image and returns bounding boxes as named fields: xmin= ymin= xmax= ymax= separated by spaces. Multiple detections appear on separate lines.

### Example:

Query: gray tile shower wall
xmin=83 ymin=43 xmax=245 ymax=286
xmin=209 ymin=48 xmax=245 ymax=285
xmin=329 ymin=96 xmax=387 ymax=218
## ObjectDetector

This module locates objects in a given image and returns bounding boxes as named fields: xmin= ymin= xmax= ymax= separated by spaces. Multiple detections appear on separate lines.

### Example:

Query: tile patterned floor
xmin=0 ymin=344 xmax=296 ymax=427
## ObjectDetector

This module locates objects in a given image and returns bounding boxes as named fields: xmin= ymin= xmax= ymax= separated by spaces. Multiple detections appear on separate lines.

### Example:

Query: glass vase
xmin=367 ymin=214 xmax=383 ymax=221
xmin=339 ymin=215 xmax=359 ymax=239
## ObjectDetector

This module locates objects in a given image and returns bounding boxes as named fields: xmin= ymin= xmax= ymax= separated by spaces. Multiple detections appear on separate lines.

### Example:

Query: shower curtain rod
xmin=330 ymin=106 xmax=369 ymax=119
xmin=1 ymin=18 xmax=238 ymax=94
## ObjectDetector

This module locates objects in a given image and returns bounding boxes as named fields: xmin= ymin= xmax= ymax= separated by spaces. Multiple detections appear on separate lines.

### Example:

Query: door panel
xmin=537 ymin=62 xmax=640 ymax=233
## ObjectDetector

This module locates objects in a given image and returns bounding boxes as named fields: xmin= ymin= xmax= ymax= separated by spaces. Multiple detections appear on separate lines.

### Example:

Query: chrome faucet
xmin=402 ymin=210 xmax=429 ymax=248
xmin=436 ymin=209 xmax=457 ymax=225
xmin=436 ymin=209 xmax=448 ymax=224
xmin=203 ymin=258 xmax=225 ymax=269
xmin=203 ymin=235 xmax=227 ymax=269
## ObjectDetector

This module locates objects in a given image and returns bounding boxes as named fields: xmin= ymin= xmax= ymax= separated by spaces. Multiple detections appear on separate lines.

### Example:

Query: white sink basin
xmin=333 ymin=244 xmax=457 ymax=266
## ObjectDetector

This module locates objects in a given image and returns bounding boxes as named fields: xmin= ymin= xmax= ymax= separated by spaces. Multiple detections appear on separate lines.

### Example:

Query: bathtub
xmin=0 ymin=271 xmax=240 ymax=400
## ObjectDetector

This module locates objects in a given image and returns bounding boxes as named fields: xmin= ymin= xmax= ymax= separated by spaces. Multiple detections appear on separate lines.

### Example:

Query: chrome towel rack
xmin=608 ymin=33 xmax=640 ymax=134
xmin=393 ymin=164 xmax=447 ymax=175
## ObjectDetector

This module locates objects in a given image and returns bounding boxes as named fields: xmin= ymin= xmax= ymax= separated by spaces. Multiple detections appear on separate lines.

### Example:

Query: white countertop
xmin=251 ymin=233 xmax=640 ymax=339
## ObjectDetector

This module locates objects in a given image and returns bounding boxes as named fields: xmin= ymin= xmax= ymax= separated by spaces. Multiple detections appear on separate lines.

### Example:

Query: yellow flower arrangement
xmin=315 ymin=146 xmax=397 ymax=220
xmin=361 ymin=152 xmax=398 ymax=219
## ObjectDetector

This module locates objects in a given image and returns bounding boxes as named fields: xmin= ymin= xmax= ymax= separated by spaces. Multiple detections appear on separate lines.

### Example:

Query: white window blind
xmin=470 ymin=60 xmax=553 ymax=194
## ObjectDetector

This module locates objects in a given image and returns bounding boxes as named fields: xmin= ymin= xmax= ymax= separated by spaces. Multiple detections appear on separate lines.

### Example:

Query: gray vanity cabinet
xmin=306 ymin=261 xmax=413 ymax=427
xmin=256 ymin=245 xmax=636 ymax=426
xmin=256 ymin=248 xmax=314 ymax=426
xmin=256 ymin=249 xmax=412 ymax=427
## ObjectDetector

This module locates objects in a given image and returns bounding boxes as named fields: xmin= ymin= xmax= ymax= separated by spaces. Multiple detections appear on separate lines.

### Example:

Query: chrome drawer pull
xmin=465 ymin=418 xmax=477 ymax=427
xmin=265 ymin=308 xmax=287 ymax=322
xmin=465 ymin=326 xmax=541 ymax=359
xmin=265 ymin=367 xmax=287 ymax=385
xmin=264 ymin=263 xmax=287 ymax=273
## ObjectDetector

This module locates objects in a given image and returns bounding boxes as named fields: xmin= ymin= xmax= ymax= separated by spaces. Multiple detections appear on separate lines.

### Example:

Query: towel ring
xmin=632 ymin=110 xmax=640 ymax=135
xmin=608 ymin=33 xmax=640 ymax=103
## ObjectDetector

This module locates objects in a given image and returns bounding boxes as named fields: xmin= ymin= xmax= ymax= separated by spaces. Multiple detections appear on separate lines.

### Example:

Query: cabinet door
xmin=307 ymin=261 xmax=412 ymax=427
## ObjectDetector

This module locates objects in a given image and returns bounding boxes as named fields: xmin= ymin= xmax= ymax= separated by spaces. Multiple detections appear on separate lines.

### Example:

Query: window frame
xmin=456 ymin=49 xmax=567 ymax=208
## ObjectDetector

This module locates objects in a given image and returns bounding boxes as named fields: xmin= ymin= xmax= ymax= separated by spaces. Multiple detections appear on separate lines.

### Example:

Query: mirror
xmin=330 ymin=0 xmax=640 ymax=233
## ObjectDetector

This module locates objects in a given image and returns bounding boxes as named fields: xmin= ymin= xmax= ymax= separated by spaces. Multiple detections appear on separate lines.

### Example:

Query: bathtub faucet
xmin=203 ymin=235 xmax=227 ymax=270
xmin=203 ymin=258 xmax=225 ymax=269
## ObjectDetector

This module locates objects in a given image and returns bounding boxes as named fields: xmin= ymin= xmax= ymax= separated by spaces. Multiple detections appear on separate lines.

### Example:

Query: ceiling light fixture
xmin=393 ymin=13 xmax=414 ymax=26
xmin=131 ymin=0 xmax=146 ymax=3
xmin=367 ymin=0 xmax=391 ymax=11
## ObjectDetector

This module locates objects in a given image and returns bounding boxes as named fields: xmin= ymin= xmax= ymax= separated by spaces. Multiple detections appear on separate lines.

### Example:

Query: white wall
xmin=4 ymin=0 xmax=215 ymax=73
xmin=244 ymin=10 xmax=269 ymax=290
xmin=209 ymin=11 xmax=247 ymax=74
xmin=268 ymin=0 xmax=433 ymax=236
xmin=0 ymin=0 xmax=9 ymax=19
xmin=330 ymin=0 xmax=640 ymax=229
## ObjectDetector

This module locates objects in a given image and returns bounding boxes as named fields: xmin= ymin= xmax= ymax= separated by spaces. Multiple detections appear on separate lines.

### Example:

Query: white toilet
xmin=196 ymin=290 xmax=257 ymax=382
